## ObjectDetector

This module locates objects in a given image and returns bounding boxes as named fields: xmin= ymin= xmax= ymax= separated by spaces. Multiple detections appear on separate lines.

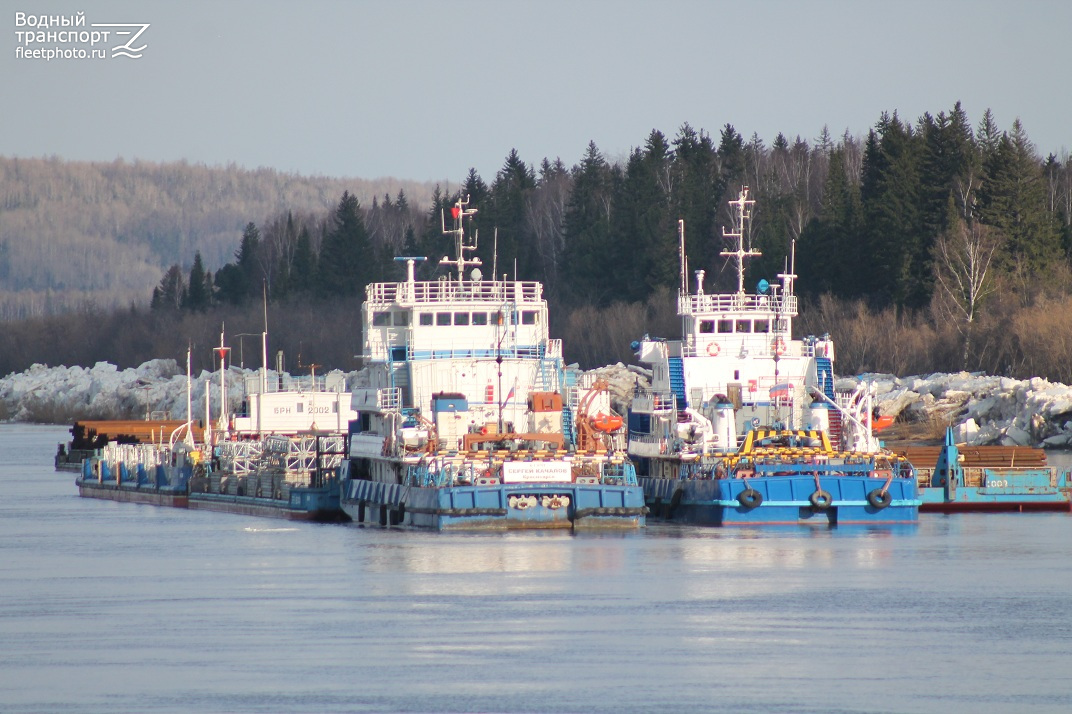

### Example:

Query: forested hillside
xmin=0 ymin=156 xmax=436 ymax=318
xmin=4 ymin=102 xmax=1072 ymax=381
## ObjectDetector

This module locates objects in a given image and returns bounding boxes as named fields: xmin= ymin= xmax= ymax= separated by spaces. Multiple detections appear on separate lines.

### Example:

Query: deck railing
xmin=367 ymin=279 xmax=543 ymax=306
xmin=243 ymin=372 xmax=348 ymax=395
xmin=370 ymin=339 xmax=561 ymax=362
xmin=631 ymin=391 xmax=678 ymax=412
xmin=679 ymin=292 xmax=797 ymax=316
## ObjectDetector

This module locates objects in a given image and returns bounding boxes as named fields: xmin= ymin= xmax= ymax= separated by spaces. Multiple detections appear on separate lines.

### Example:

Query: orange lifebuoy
xmin=707 ymin=342 xmax=720 ymax=356
xmin=772 ymin=337 xmax=786 ymax=356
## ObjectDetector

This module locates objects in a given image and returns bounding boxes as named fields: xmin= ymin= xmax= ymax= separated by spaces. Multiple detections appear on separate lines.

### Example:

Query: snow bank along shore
xmin=3 ymin=360 xmax=1072 ymax=448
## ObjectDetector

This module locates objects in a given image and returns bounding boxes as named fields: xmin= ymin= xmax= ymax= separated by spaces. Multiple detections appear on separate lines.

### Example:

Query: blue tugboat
xmin=644 ymin=427 xmax=919 ymax=525
xmin=340 ymin=197 xmax=646 ymax=530
xmin=628 ymin=187 xmax=919 ymax=525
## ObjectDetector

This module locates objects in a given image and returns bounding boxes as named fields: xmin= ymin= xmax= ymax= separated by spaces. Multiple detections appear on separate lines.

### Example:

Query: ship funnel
xmin=709 ymin=397 xmax=737 ymax=451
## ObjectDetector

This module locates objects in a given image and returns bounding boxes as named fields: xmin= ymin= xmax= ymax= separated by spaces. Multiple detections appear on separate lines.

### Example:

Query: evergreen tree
xmin=918 ymin=102 xmax=979 ymax=232
xmin=236 ymin=222 xmax=260 ymax=299
xmin=401 ymin=225 xmax=419 ymax=257
xmin=615 ymin=131 xmax=676 ymax=300
xmin=461 ymin=167 xmax=489 ymax=267
xmin=946 ymin=102 xmax=980 ymax=216
xmin=289 ymin=225 xmax=317 ymax=296
xmin=183 ymin=252 xmax=210 ymax=311
xmin=212 ymin=263 xmax=243 ymax=306
xmin=272 ymin=254 xmax=291 ymax=301
xmin=977 ymin=119 xmax=1061 ymax=270
xmin=860 ymin=113 xmax=924 ymax=306
xmin=488 ymin=150 xmax=535 ymax=277
xmin=562 ymin=141 xmax=618 ymax=304
xmin=717 ymin=123 xmax=746 ymax=203
xmin=318 ymin=191 xmax=372 ymax=297
xmin=416 ymin=184 xmax=465 ymax=274
xmin=976 ymin=108 xmax=1002 ymax=164
xmin=150 ymin=264 xmax=185 ymax=311
xmin=748 ymin=132 xmax=799 ymax=286
xmin=913 ymin=103 xmax=981 ymax=307
xmin=815 ymin=125 xmax=835 ymax=155
xmin=670 ymin=124 xmax=720 ymax=286
xmin=526 ymin=157 xmax=572 ymax=297
xmin=797 ymin=146 xmax=862 ymax=297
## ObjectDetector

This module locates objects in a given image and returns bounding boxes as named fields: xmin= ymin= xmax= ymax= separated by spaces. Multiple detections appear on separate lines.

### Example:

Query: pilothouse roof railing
xmin=366 ymin=278 xmax=543 ymax=306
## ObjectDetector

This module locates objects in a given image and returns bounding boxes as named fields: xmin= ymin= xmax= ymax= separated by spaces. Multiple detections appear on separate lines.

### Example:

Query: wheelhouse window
xmin=736 ymin=320 xmax=752 ymax=333
xmin=436 ymin=312 xmax=452 ymax=326
xmin=718 ymin=319 xmax=734 ymax=334
xmin=521 ymin=311 xmax=537 ymax=325
xmin=773 ymin=318 xmax=788 ymax=333
xmin=372 ymin=311 xmax=391 ymax=327
xmin=699 ymin=320 xmax=715 ymax=334
xmin=754 ymin=319 xmax=770 ymax=334
xmin=419 ymin=313 xmax=433 ymax=326
xmin=454 ymin=312 xmax=470 ymax=326
xmin=472 ymin=312 xmax=489 ymax=326
xmin=393 ymin=312 xmax=410 ymax=326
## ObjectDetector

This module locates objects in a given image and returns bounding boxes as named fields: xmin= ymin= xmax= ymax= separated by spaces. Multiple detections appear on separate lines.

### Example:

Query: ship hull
xmin=641 ymin=474 xmax=919 ymax=526
xmin=918 ymin=486 xmax=1072 ymax=513
xmin=342 ymin=478 xmax=646 ymax=530
xmin=188 ymin=489 xmax=347 ymax=522
xmin=76 ymin=480 xmax=189 ymax=508
xmin=78 ymin=456 xmax=346 ymax=521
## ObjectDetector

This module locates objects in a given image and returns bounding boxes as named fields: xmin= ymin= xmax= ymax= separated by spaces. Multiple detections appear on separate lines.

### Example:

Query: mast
xmin=261 ymin=281 xmax=269 ymax=395
xmin=780 ymin=238 xmax=798 ymax=299
xmin=440 ymin=195 xmax=481 ymax=282
xmin=184 ymin=345 xmax=194 ymax=447
xmin=216 ymin=326 xmax=231 ymax=436
xmin=678 ymin=219 xmax=686 ymax=294
xmin=720 ymin=186 xmax=760 ymax=296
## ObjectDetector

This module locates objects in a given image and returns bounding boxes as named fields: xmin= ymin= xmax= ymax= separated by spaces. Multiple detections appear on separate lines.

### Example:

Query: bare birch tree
xmin=933 ymin=217 xmax=1001 ymax=367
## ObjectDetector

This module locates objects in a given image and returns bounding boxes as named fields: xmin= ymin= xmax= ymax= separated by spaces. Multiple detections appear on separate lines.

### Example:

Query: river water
xmin=1 ymin=423 xmax=1070 ymax=713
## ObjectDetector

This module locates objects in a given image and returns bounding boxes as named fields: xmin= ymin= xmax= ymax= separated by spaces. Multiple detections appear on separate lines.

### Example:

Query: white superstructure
xmin=629 ymin=187 xmax=868 ymax=477
xmin=344 ymin=196 xmax=633 ymax=500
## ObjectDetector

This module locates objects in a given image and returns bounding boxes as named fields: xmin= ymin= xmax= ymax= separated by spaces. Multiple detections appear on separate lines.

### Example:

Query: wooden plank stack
xmin=894 ymin=444 xmax=1048 ymax=470
xmin=69 ymin=420 xmax=205 ymax=450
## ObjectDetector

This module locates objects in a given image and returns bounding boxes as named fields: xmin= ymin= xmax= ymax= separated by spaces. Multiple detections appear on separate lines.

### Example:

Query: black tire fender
xmin=809 ymin=489 xmax=832 ymax=510
xmin=867 ymin=488 xmax=892 ymax=509
xmin=737 ymin=488 xmax=763 ymax=509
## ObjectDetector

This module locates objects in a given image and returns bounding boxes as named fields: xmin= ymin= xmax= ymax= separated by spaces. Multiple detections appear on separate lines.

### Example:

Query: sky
xmin=3 ymin=0 xmax=1070 ymax=185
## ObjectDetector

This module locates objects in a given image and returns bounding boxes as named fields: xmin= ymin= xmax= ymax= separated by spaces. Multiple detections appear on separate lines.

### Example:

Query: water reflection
xmin=356 ymin=533 xmax=577 ymax=575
